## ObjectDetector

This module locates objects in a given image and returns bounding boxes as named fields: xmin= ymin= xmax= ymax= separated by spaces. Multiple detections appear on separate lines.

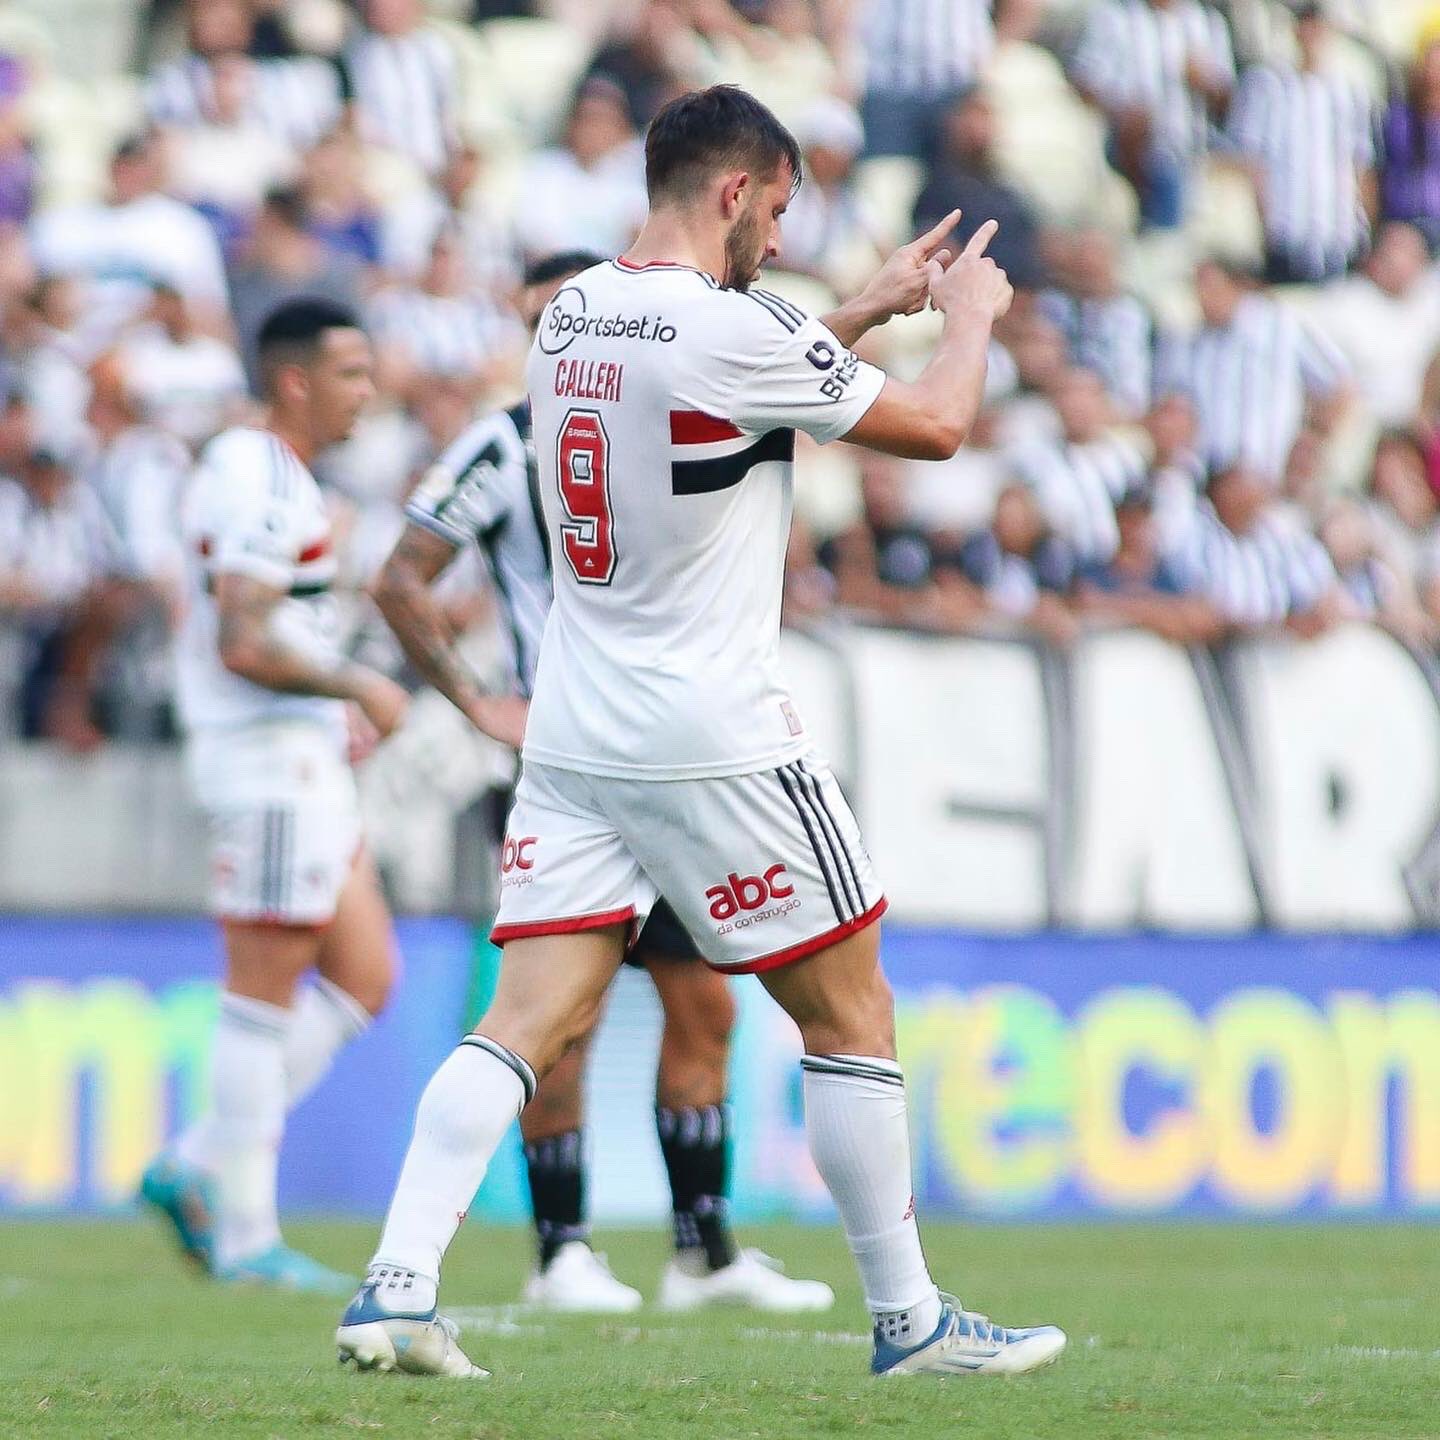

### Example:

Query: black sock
xmin=656 ymin=1103 xmax=738 ymax=1272
xmin=523 ymin=1128 xmax=588 ymax=1268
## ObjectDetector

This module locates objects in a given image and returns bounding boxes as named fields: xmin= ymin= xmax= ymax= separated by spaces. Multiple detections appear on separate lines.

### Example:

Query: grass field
xmin=3 ymin=1220 xmax=1439 ymax=1439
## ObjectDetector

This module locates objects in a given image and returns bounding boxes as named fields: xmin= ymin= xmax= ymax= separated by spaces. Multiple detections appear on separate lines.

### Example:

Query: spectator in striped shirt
xmin=343 ymin=0 xmax=460 ymax=178
xmin=859 ymin=0 xmax=995 ymax=158
xmin=1074 ymin=481 xmax=1223 ymax=643
xmin=1038 ymin=230 xmax=1154 ymax=419
xmin=146 ymin=0 xmax=342 ymax=152
xmin=1071 ymin=0 xmax=1235 ymax=229
xmin=1381 ymin=38 xmax=1440 ymax=249
xmin=1006 ymin=367 xmax=1151 ymax=564
xmin=935 ymin=481 xmax=1079 ymax=644
xmin=1318 ymin=496 xmax=1433 ymax=641
xmin=1157 ymin=257 xmax=1350 ymax=489
xmin=1227 ymin=3 xmax=1377 ymax=284
xmin=367 ymin=228 xmax=522 ymax=402
xmin=1171 ymin=464 xmax=1343 ymax=635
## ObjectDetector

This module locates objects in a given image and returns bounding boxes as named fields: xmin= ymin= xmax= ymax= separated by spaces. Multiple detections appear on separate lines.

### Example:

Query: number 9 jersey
xmin=523 ymin=258 xmax=885 ymax=781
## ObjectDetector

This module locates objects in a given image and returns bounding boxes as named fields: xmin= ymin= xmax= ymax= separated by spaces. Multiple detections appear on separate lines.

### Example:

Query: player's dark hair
xmin=523 ymin=251 xmax=605 ymax=288
xmin=644 ymin=85 xmax=801 ymax=205
xmin=256 ymin=297 xmax=361 ymax=396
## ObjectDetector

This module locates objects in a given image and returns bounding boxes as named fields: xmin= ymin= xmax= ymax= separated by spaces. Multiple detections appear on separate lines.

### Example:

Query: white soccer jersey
xmin=522 ymin=259 xmax=886 ymax=780
xmin=176 ymin=426 xmax=346 ymax=738
xmin=404 ymin=401 xmax=553 ymax=696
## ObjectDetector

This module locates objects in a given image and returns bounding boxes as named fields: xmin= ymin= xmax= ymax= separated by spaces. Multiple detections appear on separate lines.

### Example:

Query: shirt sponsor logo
xmin=819 ymin=350 xmax=861 ymax=402
xmin=538 ymin=286 xmax=678 ymax=354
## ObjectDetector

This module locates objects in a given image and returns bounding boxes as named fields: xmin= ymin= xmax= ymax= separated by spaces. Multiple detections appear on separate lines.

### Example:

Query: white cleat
xmin=871 ymin=1294 xmax=1067 ymax=1378
xmin=522 ymin=1241 xmax=643 ymax=1313
xmin=658 ymin=1248 xmax=835 ymax=1313
xmin=336 ymin=1282 xmax=489 ymax=1379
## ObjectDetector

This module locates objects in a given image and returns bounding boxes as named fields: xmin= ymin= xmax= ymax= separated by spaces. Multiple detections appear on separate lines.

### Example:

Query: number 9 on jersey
xmin=557 ymin=408 xmax=616 ymax=586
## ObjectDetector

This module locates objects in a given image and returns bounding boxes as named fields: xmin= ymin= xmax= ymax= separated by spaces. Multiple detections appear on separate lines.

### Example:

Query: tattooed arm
xmin=373 ymin=522 xmax=528 ymax=750
xmin=216 ymin=572 xmax=409 ymax=736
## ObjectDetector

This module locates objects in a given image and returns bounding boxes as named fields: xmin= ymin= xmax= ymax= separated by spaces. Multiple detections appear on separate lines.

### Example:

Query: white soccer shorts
xmin=187 ymin=721 xmax=362 ymax=927
xmin=490 ymin=752 xmax=886 ymax=973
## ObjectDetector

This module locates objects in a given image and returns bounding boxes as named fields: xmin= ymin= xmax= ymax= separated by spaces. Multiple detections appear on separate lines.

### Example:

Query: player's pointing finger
xmin=962 ymin=219 xmax=999 ymax=259
xmin=914 ymin=209 xmax=962 ymax=256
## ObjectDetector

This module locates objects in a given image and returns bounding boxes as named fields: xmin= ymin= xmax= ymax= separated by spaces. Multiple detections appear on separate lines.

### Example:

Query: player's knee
xmin=795 ymin=966 xmax=895 ymax=1059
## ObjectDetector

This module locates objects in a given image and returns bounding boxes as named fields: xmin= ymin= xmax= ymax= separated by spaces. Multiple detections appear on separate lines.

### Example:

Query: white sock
xmin=802 ymin=1053 xmax=942 ymax=1345
xmin=208 ymin=992 xmax=289 ymax=1269
xmin=171 ymin=978 xmax=371 ymax=1174
xmin=284 ymin=976 xmax=373 ymax=1107
xmin=369 ymin=1036 xmax=536 ymax=1308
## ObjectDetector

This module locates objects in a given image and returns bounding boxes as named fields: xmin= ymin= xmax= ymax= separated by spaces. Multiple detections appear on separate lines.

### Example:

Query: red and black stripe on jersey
xmin=669 ymin=410 xmax=795 ymax=495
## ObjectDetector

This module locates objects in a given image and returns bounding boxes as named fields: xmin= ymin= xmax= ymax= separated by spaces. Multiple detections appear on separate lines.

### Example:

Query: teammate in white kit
xmin=338 ymin=86 xmax=1066 ymax=1378
xmin=141 ymin=299 xmax=409 ymax=1292
xmin=375 ymin=247 xmax=932 ymax=1314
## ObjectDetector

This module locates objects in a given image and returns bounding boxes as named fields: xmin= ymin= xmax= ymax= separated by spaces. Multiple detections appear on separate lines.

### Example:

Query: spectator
xmin=1007 ymin=366 xmax=1150 ymax=563
xmin=368 ymin=228 xmax=522 ymax=400
xmin=344 ymin=0 xmax=460 ymax=177
xmin=1227 ymin=2 xmax=1377 ymax=284
xmin=0 ymin=55 xmax=36 ymax=227
xmin=936 ymin=481 xmax=1078 ymax=643
xmin=912 ymin=88 xmax=1046 ymax=290
xmin=163 ymin=50 xmax=301 ymax=257
xmin=587 ymin=4 xmax=697 ymax=129
xmin=29 ymin=133 xmax=231 ymax=347
xmin=300 ymin=129 xmax=384 ymax=268
xmin=0 ymin=443 xmax=133 ymax=748
xmin=1318 ymin=495 xmax=1432 ymax=641
xmin=1071 ymin=0 xmax=1235 ymax=229
xmin=1313 ymin=222 xmax=1440 ymax=428
xmin=513 ymin=77 xmax=648 ymax=260
xmin=859 ymin=0 xmax=996 ymax=157
xmin=1380 ymin=37 xmax=1440 ymax=248
xmin=818 ymin=456 xmax=945 ymax=625
xmin=1074 ymin=481 xmax=1223 ymax=643
xmin=380 ymin=143 xmax=520 ymax=293
xmin=1171 ymin=464 xmax=1342 ymax=634
xmin=146 ymin=0 xmax=342 ymax=151
xmin=117 ymin=284 xmax=248 ymax=451
xmin=1158 ymin=257 xmax=1350 ymax=488
xmin=1038 ymin=229 xmax=1154 ymax=418
xmin=3 ymin=276 xmax=92 ymax=461
xmin=227 ymin=186 xmax=364 ymax=386
xmin=1363 ymin=428 xmax=1439 ymax=587
xmin=780 ymin=98 xmax=885 ymax=284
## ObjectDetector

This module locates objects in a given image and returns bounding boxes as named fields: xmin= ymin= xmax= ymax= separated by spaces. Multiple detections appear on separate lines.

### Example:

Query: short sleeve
xmin=203 ymin=435 xmax=304 ymax=590
xmin=405 ymin=414 xmax=517 ymax=548
xmin=724 ymin=297 xmax=886 ymax=445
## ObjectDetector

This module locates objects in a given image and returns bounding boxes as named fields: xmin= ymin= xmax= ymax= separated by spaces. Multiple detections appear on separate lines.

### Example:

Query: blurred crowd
xmin=5 ymin=0 xmax=1440 ymax=748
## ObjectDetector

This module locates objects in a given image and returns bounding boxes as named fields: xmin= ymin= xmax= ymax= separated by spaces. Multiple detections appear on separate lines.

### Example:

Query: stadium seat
xmin=472 ymin=18 xmax=594 ymax=144
xmin=852 ymin=157 xmax=925 ymax=250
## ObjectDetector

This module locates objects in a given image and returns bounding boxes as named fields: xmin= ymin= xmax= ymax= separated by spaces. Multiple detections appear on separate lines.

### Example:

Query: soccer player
xmin=373 ymin=239 xmax=953 ymax=1312
xmin=140 ymin=299 xmax=410 ymax=1291
xmin=338 ymin=86 xmax=1066 ymax=1378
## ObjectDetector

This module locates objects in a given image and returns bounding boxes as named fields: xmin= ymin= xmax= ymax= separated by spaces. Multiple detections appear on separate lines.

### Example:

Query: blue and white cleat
xmin=138 ymin=1157 xmax=216 ymax=1271
xmin=336 ymin=1280 xmax=489 ymax=1378
xmin=872 ymin=1294 xmax=1066 ymax=1378
xmin=218 ymin=1243 xmax=355 ymax=1296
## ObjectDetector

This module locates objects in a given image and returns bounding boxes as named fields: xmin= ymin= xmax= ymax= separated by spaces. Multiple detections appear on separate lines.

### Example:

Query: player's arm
xmin=819 ymin=210 xmax=961 ymax=348
xmin=373 ymin=523 xmax=527 ymax=749
xmin=844 ymin=222 xmax=1013 ymax=462
xmin=215 ymin=572 xmax=409 ymax=736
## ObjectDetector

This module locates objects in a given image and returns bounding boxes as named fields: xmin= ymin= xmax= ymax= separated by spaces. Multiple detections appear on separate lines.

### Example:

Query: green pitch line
xmin=1 ymin=1221 xmax=1438 ymax=1439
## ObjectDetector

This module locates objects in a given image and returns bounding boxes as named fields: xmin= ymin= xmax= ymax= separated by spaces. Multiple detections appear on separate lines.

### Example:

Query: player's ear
xmin=719 ymin=171 xmax=750 ymax=219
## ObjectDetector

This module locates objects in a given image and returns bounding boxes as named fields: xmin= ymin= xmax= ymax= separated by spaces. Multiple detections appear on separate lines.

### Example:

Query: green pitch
xmin=2 ymin=1220 xmax=1438 ymax=1439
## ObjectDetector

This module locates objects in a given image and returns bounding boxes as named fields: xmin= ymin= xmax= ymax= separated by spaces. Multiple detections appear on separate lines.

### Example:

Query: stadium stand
xmin=3 ymin=0 xmax=1440 ymax=769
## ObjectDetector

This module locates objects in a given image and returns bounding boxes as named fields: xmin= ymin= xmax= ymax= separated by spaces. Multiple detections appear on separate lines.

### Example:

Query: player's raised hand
xmin=927 ymin=220 xmax=1012 ymax=321
xmin=856 ymin=209 xmax=961 ymax=321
